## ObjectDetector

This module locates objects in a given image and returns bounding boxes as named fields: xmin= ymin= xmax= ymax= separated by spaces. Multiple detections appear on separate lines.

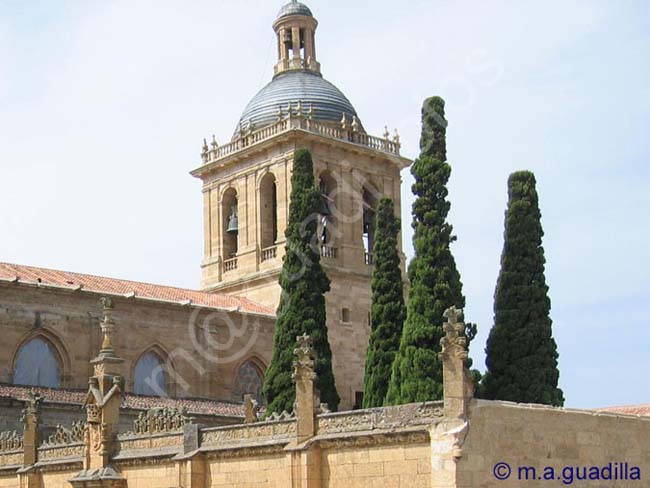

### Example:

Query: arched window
xmin=231 ymin=360 xmax=264 ymax=404
xmin=362 ymin=187 xmax=377 ymax=258
xmin=319 ymin=171 xmax=337 ymax=245
xmin=134 ymin=351 xmax=167 ymax=396
xmin=222 ymin=188 xmax=239 ymax=259
xmin=13 ymin=337 xmax=61 ymax=388
xmin=260 ymin=173 xmax=278 ymax=250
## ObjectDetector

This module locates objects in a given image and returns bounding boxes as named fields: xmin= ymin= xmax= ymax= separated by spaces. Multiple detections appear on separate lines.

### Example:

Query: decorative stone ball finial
xmin=211 ymin=134 xmax=219 ymax=149
xmin=340 ymin=113 xmax=348 ymax=130
xmin=393 ymin=128 xmax=401 ymax=146
xmin=383 ymin=126 xmax=390 ymax=140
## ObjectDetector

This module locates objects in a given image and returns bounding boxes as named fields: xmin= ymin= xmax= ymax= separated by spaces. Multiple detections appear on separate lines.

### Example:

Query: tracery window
xmin=13 ymin=337 xmax=61 ymax=388
xmin=231 ymin=361 xmax=264 ymax=404
xmin=134 ymin=351 xmax=167 ymax=396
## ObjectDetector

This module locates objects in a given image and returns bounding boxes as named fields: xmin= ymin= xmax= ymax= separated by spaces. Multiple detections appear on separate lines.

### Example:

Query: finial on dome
xmin=351 ymin=115 xmax=360 ymax=133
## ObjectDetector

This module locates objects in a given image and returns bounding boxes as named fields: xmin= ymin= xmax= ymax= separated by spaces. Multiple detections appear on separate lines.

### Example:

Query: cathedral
xmin=1 ymin=4 xmax=649 ymax=487
xmin=0 ymin=0 xmax=410 ymax=426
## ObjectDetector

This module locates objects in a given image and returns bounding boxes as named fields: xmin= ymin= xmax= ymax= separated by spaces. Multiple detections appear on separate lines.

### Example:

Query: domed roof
xmin=237 ymin=71 xmax=359 ymax=131
xmin=277 ymin=1 xmax=313 ymax=19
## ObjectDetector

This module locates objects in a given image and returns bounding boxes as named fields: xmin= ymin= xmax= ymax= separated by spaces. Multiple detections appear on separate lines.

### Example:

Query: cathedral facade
xmin=0 ymin=1 xmax=409 ymax=413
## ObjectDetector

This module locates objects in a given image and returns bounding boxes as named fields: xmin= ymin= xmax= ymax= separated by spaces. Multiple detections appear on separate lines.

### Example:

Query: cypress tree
xmin=363 ymin=197 xmax=406 ymax=408
xmin=482 ymin=171 xmax=564 ymax=406
xmin=262 ymin=148 xmax=340 ymax=414
xmin=385 ymin=96 xmax=476 ymax=405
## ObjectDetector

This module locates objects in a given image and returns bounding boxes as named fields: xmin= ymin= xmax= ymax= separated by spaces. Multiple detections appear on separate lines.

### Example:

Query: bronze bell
xmin=363 ymin=210 xmax=374 ymax=231
xmin=283 ymin=31 xmax=293 ymax=46
xmin=319 ymin=197 xmax=331 ymax=216
xmin=226 ymin=206 xmax=239 ymax=234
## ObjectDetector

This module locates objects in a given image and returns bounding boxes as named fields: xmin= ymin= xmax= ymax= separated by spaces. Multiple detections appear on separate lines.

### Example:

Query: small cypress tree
xmin=363 ymin=197 xmax=406 ymax=408
xmin=385 ymin=96 xmax=475 ymax=405
xmin=262 ymin=148 xmax=340 ymax=414
xmin=482 ymin=171 xmax=564 ymax=406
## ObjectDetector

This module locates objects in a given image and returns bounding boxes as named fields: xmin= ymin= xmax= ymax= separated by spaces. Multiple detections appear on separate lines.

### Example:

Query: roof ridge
xmin=0 ymin=261 xmax=274 ymax=315
xmin=0 ymin=261 xmax=206 ymax=295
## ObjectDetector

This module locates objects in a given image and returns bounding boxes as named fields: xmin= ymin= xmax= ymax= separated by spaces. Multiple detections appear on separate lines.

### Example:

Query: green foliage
xmin=385 ymin=97 xmax=476 ymax=405
xmin=262 ymin=148 xmax=340 ymax=414
xmin=481 ymin=171 xmax=564 ymax=406
xmin=363 ymin=198 xmax=407 ymax=408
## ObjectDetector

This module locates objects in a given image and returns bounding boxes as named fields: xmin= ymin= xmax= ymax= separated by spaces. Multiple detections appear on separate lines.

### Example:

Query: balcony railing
xmin=320 ymin=246 xmax=338 ymax=259
xmin=223 ymin=257 xmax=238 ymax=272
xmin=364 ymin=253 xmax=374 ymax=265
xmin=201 ymin=114 xmax=401 ymax=165
xmin=261 ymin=246 xmax=277 ymax=262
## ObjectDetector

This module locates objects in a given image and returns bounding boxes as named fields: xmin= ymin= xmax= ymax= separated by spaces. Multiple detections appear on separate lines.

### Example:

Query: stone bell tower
xmin=191 ymin=0 xmax=411 ymax=410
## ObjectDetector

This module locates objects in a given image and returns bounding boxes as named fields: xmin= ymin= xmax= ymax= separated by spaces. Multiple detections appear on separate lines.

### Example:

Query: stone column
xmin=285 ymin=334 xmax=322 ymax=488
xmin=291 ymin=27 xmax=301 ymax=61
xmin=430 ymin=306 xmax=473 ymax=488
xmin=292 ymin=334 xmax=318 ymax=442
xmin=21 ymin=391 xmax=40 ymax=467
xmin=17 ymin=391 xmax=42 ymax=488
xmin=70 ymin=297 xmax=126 ymax=488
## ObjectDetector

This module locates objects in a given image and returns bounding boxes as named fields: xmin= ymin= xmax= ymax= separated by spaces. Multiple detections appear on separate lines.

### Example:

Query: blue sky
xmin=1 ymin=0 xmax=648 ymax=409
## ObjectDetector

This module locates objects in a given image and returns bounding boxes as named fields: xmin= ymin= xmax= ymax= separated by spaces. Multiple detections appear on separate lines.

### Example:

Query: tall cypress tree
xmin=262 ymin=148 xmax=340 ymax=414
xmin=363 ymin=197 xmax=406 ymax=408
xmin=385 ymin=96 xmax=475 ymax=405
xmin=482 ymin=171 xmax=563 ymax=406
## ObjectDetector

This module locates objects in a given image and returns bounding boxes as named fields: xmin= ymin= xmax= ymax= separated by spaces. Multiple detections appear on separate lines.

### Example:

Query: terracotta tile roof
xmin=597 ymin=404 xmax=650 ymax=416
xmin=0 ymin=384 xmax=244 ymax=417
xmin=0 ymin=262 xmax=274 ymax=316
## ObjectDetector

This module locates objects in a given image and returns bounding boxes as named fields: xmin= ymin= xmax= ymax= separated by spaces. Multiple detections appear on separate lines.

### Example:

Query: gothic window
xmin=260 ymin=173 xmax=278 ymax=249
xmin=13 ymin=337 xmax=61 ymax=388
xmin=134 ymin=351 xmax=167 ymax=396
xmin=231 ymin=361 xmax=264 ymax=405
xmin=222 ymin=188 xmax=239 ymax=258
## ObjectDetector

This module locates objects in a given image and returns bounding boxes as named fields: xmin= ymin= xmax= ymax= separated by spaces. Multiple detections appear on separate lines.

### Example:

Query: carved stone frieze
xmin=200 ymin=420 xmax=296 ymax=446
xmin=115 ymin=433 xmax=183 ymax=453
xmin=317 ymin=401 xmax=442 ymax=434
xmin=37 ymin=444 xmax=84 ymax=461
xmin=0 ymin=452 xmax=23 ymax=466
xmin=319 ymin=431 xmax=429 ymax=449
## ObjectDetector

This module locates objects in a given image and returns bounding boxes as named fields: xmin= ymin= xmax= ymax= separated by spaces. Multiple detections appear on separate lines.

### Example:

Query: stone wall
xmin=2 ymin=399 xmax=648 ymax=487
xmin=1 ymin=309 xmax=648 ymax=487
xmin=457 ymin=400 xmax=650 ymax=487
xmin=0 ymin=283 xmax=275 ymax=401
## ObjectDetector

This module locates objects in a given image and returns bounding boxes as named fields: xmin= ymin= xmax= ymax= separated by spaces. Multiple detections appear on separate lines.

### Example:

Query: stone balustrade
xmin=320 ymin=245 xmax=337 ymax=259
xmin=261 ymin=246 xmax=277 ymax=262
xmin=223 ymin=257 xmax=238 ymax=273
xmin=201 ymin=116 xmax=401 ymax=165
